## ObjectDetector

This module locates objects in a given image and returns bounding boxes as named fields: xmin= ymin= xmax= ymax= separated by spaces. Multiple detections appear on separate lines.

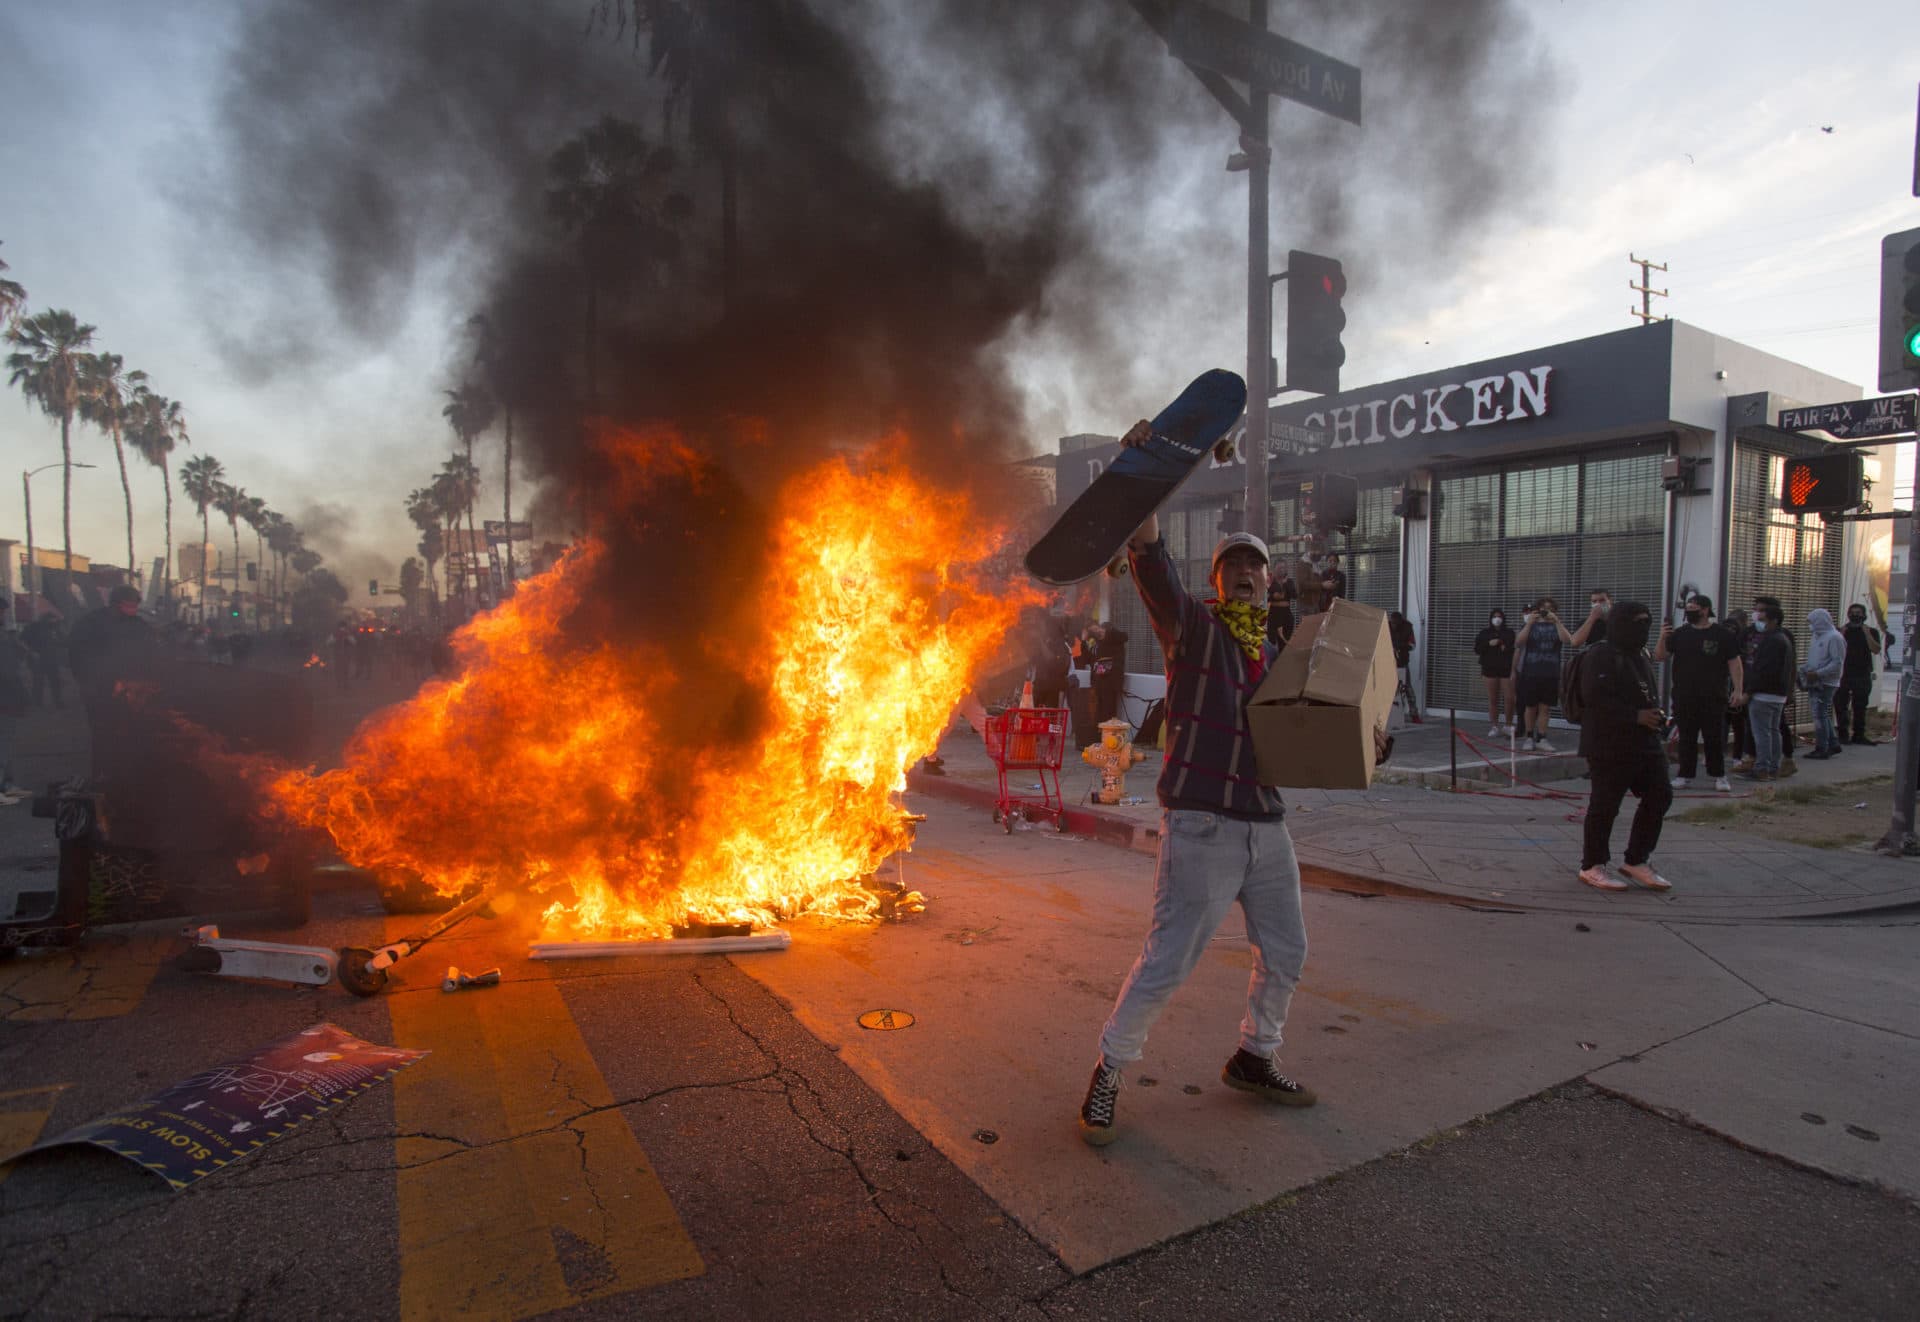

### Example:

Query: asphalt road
xmin=2 ymin=674 xmax=1916 ymax=1319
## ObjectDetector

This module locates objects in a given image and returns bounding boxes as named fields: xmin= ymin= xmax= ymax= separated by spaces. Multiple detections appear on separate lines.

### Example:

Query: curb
xmin=905 ymin=769 xmax=1461 ymax=902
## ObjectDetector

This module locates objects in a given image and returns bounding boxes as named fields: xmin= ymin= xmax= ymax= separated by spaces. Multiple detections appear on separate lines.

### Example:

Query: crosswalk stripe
xmin=0 ymin=936 xmax=169 ymax=1022
xmin=388 ymin=959 xmax=703 ymax=1321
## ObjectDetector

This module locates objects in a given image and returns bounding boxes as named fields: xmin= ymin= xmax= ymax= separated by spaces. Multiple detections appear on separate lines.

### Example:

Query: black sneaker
xmin=1079 ymin=1059 xmax=1122 ymax=1145
xmin=1222 ymin=1048 xmax=1317 ymax=1107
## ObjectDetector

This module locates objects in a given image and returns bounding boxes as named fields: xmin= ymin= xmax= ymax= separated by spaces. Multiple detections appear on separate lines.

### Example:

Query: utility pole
xmin=1877 ymin=447 xmax=1920 ymax=856
xmin=1242 ymin=0 xmax=1271 ymax=539
xmin=1629 ymin=253 xmax=1669 ymax=324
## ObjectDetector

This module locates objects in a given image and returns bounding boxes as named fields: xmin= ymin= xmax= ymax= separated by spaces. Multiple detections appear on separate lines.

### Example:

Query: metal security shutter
xmin=1725 ymin=443 xmax=1842 ymax=646
xmin=1425 ymin=444 xmax=1666 ymax=716
xmin=1341 ymin=483 xmax=1401 ymax=612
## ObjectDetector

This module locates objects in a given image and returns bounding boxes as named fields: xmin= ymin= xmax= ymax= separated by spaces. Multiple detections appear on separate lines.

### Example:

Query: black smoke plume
xmin=200 ymin=0 xmax=1559 ymax=691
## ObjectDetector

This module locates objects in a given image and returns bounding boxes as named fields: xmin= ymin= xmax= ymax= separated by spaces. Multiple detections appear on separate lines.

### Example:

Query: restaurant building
xmin=1051 ymin=320 xmax=1893 ymax=722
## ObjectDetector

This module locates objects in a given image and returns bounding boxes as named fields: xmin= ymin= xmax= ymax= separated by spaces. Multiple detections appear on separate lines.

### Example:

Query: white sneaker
xmin=1578 ymin=865 xmax=1628 ymax=891
xmin=1487 ymin=725 xmax=1503 ymax=740
xmin=1714 ymin=777 xmax=1731 ymax=792
xmin=1671 ymin=777 xmax=1691 ymax=789
xmin=1534 ymin=738 xmax=1554 ymax=754
xmin=1619 ymin=862 xmax=1672 ymax=892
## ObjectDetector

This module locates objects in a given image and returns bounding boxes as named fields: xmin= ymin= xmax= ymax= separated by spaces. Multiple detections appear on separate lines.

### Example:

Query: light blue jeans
xmin=1809 ymin=683 xmax=1839 ymax=754
xmin=1749 ymin=695 xmax=1786 ymax=773
xmin=1098 ymin=809 xmax=1308 ymax=1065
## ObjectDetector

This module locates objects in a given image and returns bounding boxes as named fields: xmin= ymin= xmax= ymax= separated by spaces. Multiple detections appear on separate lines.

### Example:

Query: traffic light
xmin=245 ymin=562 xmax=257 ymax=582
xmin=1779 ymin=454 xmax=1864 ymax=515
xmin=1285 ymin=250 xmax=1346 ymax=396
xmin=1880 ymin=226 xmax=1920 ymax=391
xmin=1300 ymin=472 xmax=1359 ymax=532
xmin=369 ymin=578 xmax=380 ymax=597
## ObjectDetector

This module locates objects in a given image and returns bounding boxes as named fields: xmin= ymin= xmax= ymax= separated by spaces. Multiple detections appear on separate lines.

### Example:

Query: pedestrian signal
xmin=1778 ymin=454 xmax=1864 ymax=514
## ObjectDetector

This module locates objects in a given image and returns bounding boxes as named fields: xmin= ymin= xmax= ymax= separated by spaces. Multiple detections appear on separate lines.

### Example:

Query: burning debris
xmin=269 ymin=438 xmax=1026 ymax=940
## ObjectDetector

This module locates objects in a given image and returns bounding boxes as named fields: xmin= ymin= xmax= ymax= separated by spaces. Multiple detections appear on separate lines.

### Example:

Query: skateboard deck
xmin=1024 ymin=369 xmax=1247 ymax=586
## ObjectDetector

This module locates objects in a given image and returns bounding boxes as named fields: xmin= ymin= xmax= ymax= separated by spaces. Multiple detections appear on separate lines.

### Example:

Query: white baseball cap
xmin=1210 ymin=531 xmax=1270 ymax=572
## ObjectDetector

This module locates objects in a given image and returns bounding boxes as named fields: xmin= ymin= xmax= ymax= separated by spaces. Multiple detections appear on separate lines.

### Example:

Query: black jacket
xmin=1745 ymin=628 xmax=1793 ymax=697
xmin=1578 ymin=603 xmax=1660 ymax=761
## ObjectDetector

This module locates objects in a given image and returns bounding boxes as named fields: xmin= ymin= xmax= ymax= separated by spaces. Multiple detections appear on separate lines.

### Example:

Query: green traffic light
xmin=1908 ymin=324 xmax=1920 ymax=358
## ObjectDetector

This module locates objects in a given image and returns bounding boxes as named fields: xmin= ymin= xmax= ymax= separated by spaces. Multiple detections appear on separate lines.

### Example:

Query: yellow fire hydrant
xmin=1082 ymin=718 xmax=1149 ymax=805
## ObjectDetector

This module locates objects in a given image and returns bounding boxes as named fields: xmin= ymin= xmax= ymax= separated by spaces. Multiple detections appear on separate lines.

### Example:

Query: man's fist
xmin=1120 ymin=419 xmax=1153 ymax=448
xmin=1636 ymin=709 xmax=1664 ymax=731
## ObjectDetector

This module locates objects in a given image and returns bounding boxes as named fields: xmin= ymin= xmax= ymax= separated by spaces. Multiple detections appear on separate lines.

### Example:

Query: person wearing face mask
xmin=1654 ymin=594 xmax=1740 ymax=792
xmin=1473 ymin=608 xmax=1517 ymax=738
xmin=1724 ymin=609 xmax=1754 ymax=767
xmin=1799 ymin=609 xmax=1847 ymax=759
xmin=1740 ymin=600 xmax=1794 ymax=781
xmin=1839 ymin=604 xmax=1882 ymax=745
xmin=1576 ymin=601 xmax=1674 ymax=891
xmin=1739 ymin=596 xmax=1798 ymax=777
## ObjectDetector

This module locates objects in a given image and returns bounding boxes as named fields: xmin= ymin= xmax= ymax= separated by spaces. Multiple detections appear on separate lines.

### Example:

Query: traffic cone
xmin=1019 ymin=680 xmax=1035 ymax=708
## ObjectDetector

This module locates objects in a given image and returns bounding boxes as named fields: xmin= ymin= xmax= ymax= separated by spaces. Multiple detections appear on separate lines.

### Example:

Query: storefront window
xmin=1427 ymin=445 xmax=1666 ymax=716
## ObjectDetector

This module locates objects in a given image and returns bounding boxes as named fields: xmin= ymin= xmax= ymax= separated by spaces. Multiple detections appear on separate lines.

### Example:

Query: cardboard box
xmin=1248 ymin=598 xmax=1398 ymax=789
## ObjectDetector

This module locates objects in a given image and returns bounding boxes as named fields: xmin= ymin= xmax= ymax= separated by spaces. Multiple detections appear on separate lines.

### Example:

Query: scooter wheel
xmin=337 ymin=947 xmax=388 ymax=997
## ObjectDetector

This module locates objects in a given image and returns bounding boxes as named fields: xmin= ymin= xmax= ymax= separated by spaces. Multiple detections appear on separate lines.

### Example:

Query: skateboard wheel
xmin=1213 ymin=437 xmax=1237 ymax=463
xmin=337 ymin=947 xmax=389 ymax=997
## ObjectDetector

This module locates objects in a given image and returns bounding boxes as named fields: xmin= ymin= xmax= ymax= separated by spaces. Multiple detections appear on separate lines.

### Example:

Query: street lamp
xmin=21 ymin=461 xmax=97 ymax=624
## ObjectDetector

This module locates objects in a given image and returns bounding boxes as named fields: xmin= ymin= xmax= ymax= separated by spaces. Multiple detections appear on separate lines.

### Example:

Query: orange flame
xmin=270 ymin=438 xmax=1030 ymax=938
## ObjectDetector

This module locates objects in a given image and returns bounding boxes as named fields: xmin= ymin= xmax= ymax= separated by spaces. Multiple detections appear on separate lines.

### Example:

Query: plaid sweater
xmin=1129 ymin=536 xmax=1284 ymax=820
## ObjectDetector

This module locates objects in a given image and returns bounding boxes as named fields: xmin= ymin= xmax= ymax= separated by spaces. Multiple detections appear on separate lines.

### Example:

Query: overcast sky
xmin=3 ymin=0 xmax=1917 ymax=606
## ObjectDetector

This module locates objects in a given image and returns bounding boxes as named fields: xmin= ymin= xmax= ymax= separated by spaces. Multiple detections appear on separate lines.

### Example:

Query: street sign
xmin=1167 ymin=4 xmax=1361 ymax=126
xmin=1779 ymin=394 xmax=1917 ymax=441
xmin=1269 ymin=420 xmax=1328 ymax=455
xmin=483 ymin=519 xmax=533 ymax=545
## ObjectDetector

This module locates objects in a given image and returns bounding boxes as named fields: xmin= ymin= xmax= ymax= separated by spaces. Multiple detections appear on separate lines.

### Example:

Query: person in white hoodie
xmin=1800 ymin=608 xmax=1847 ymax=759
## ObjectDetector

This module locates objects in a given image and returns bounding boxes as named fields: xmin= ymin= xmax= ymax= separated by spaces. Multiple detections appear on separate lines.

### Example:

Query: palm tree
xmin=546 ymin=116 xmax=688 ymax=413
xmin=5 ymin=309 xmax=98 ymax=581
xmin=441 ymin=382 xmax=496 ymax=578
xmin=406 ymin=487 xmax=444 ymax=611
xmin=467 ymin=313 xmax=521 ymax=591
xmin=433 ymin=462 xmax=478 ymax=605
xmin=264 ymin=513 xmax=298 ymax=624
xmin=128 ymin=385 xmax=188 ymax=609
xmin=212 ymin=484 xmax=248 ymax=620
xmin=179 ymin=453 xmax=225 ymax=617
xmin=240 ymin=495 xmax=270 ymax=624
xmin=592 ymin=2 xmax=769 ymax=312
xmin=77 ymin=352 xmax=148 ymax=580
xmin=0 ymin=241 xmax=26 ymax=331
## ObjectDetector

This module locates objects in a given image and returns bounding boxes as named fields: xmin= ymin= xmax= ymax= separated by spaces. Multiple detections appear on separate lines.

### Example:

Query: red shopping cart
xmin=982 ymin=707 xmax=1070 ymax=833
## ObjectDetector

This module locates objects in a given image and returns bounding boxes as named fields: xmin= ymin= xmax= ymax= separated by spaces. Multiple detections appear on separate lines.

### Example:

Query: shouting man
xmin=1078 ymin=417 xmax=1314 ymax=1147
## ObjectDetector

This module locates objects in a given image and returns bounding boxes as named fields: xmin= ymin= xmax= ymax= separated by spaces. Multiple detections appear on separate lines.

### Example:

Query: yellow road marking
xmin=0 ymin=936 xmax=169 ymax=1022
xmin=388 ymin=962 xmax=703 ymax=1321
xmin=0 ymin=1085 xmax=64 ymax=1185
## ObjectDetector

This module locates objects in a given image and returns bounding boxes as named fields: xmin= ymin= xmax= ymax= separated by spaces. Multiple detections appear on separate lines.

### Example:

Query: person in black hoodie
xmin=1576 ymin=601 xmax=1674 ymax=892
xmin=1472 ymin=608 xmax=1516 ymax=738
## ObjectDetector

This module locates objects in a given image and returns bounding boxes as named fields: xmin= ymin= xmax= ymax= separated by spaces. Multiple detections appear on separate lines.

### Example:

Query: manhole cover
xmin=858 ymin=1009 xmax=915 ymax=1031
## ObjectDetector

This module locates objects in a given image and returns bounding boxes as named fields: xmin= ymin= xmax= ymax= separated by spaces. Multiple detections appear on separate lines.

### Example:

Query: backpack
xmin=1560 ymin=648 xmax=1592 ymax=724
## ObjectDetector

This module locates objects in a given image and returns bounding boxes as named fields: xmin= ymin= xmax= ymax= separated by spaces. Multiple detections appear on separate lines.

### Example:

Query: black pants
xmin=1583 ymin=751 xmax=1673 ymax=869
xmin=1673 ymin=696 xmax=1726 ymax=779
xmin=1092 ymin=671 xmax=1123 ymax=725
xmin=1728 ymin=700 xmax=1752 ymax=760
xmin=1841 ymin=671 xmax=1873 ymax=741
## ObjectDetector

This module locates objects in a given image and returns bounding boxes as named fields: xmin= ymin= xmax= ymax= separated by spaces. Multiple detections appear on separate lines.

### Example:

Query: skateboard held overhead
xmin=1023 ymin=369 xmax=1247 ymax=586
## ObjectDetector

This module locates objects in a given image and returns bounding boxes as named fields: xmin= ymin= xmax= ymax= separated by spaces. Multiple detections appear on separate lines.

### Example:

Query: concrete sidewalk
xmin=908 ymin=717 xmax=1920 ymax=921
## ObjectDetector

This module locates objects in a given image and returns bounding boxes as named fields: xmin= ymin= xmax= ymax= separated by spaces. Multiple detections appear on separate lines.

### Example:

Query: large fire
xmin=269 ymin=437 xmax=1029 ymax=938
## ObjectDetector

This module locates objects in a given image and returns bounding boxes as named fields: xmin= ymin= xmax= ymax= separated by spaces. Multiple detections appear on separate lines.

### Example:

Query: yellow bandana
xmin=1210 ymin=599 xmax=1268 ymax=662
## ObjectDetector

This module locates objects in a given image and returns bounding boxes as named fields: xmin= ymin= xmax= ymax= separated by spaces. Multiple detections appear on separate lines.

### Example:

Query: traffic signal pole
xmin=1242 ymin=0 xmax=1271 ymax=540
xmin=1878 ymin=424 xmax=1920 ymax=856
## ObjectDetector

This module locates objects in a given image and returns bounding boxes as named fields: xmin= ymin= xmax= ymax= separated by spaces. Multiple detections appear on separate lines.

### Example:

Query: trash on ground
xmin=17 ymin=1023 xmax=425 ymax=1190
